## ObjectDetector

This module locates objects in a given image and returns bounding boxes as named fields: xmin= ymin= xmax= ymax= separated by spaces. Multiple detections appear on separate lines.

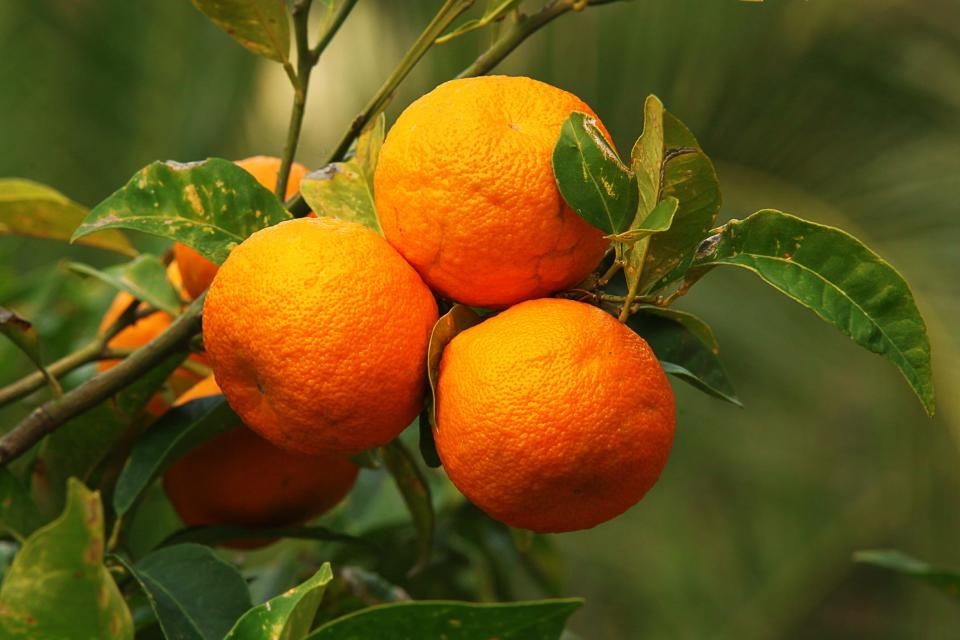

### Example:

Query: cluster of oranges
xmin=106 ymin=76 xmax=676 ymax=542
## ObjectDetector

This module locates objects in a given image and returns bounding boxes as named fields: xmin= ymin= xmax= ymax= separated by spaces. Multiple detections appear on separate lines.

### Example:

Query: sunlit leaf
xmin=113 ymin=396 xmax=238 ymax=516
xmin=68 ymin=254 xmax=183 ymax=316
xmin=0 ymin=306 xmax=60 ymax=398
xmin=113 ymin=543 xmax=251 ymax=640
xmin=306 ymin=599 xmax=583 ymax=640
xmin=0 ymin=178 xmax=136 ymax=256
xmin=854 ymin=550 xmax=960 ymax=600
xmin=225 ymin=563 xmax=334 ymax=640
xmin=191 ymin=0 xmax=290 ymax=63
xmin=608 ymin=197 xmax=678 ymax=243
xmin=691 ymin=209 xmax=934 ymax=414
xmin=72 ymin=159 xmax=291 ymax=265
xmin=300 ymin=114 xmax=385 ymax=233
xmin=553 ymin=111 xmax=638 ymax=235
xmin=381 ymin=439 xmax=434 ymax=576
xmin=0 ymin=479 xmax=132 ymax=639
xmin=627 ymin=306 xmax=741 ymax=406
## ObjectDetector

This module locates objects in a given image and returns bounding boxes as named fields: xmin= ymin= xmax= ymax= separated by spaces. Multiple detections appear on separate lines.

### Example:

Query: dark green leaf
xmin=854 ymin=550 xmax=960 ymax=600
xmin=191 ymin=0 xmax=290 ymax=63
xmin=306 ymin=599 xmax=583 ymax=640
xmin=626 ymin=96 xmax=721 ymax=294
xmin=381 ymin=439 xmax=434 ymax=577
xmin=0 ymin=468 xmax=42 ymax=541
xmin=690 ymin=209 xmax=934 ymax=414
xmin=161 ymin=524 xmax=371 ymax=550
xmin=225 ymin=563 xmax=334 ymax=640
xmin=115 ymin=544 xmax=252 ymax=640
xmin=0 ymin=306 xmax=60 ymax=398
xmin=71 ymin=159 xmax=291 ymax=265
xmin=553 ymin=111 xmax=638 ymax=235
xmin=68 ymin=254 xmax=183 ymax=316
xmin=113 ymin=396 xmax=238 ymax=516
xmin=300 ymin=114 xmax=384 ymax=234
xmin=32 ymin=351 xmax=186 ymax=517
xmin=627 ymin=306 xmax=741 ymax=406
xmin=0 ymin=479 xmax=132 ymax=639
xmin=0 ymin=178 xmax=136 ymax=256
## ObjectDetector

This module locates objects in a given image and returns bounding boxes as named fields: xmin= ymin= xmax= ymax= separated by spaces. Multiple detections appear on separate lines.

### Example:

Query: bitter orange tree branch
xmin=0 ymin=296 xmax=204 ymax=466
xmin=276 ymin=0 xmax=360 ymax=198
xmin=286 ymin=0 xmax=620 ymax=216
xmin=0 ymin=297 xmax=147 ymax=409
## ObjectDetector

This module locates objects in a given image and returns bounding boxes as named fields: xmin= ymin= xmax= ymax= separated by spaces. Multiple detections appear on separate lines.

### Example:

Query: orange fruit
xmin=174 ymin=156 xmax=310 ymax=300
xmin=375 ymin=75 xmax=610 ymax=309
xmin=203 ymin=217 xmax=438 ymax=455
xmin=163 ymin=375 xmax=358 ymax=548
xmin=97 ymin=262 xmax=205 ymax=414
xmin=435 ymin=298 xmax=675 ymax=533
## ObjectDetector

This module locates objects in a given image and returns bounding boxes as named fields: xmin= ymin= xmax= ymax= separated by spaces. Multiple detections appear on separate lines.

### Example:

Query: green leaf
xmin=225 ymin=563 xmax=334 ymax=640
xmin=626 ymin=96 xmax=721 ymax=294
xmin=690 ymin=209 xmax=934 ymax=415
xmin=435 ymin=0 xmax=522 ymax=44
xmin=609 ymin=196 xmax=678 ymax=243
xmin=71 ymin=158 xmax=291 ymax=265
xmin=421 ymin=305 xmax=481 ymax=467
xmin=300 ymin=114 xmax=385 ymax=234
xmin=32 ymin=352 xmax=187 ymax=518
xmin=0 ymin=178 xmax=136 ymax=256
xmin=0 ymin=306 xmax=60 ymax=398
xmin=627 ymin=306 xmax=741 ymax=406
xmin=0 ymin=479 xmax=133 ymax=639
xmin=191 ymin=0 xmax=290 ymax=63
xmin=113 ymin=396 xmax=238 ymax=516
xmin=306 ymin=599 xmax=583 ymax=640
xmin=553 ymin=111 xmax=638 ymax=235
xmin=161 ymin=524 xmax=370 ymax=549
xmin=0 ymin=468 xmax=42 ymax=542
xmin=114 ymin=543 xmax=252 ymax=640
xmin=68 ymin=254 xmax=183 ymax=317
xmin=854 ymin=550 xmax=960 ymax=600
xmin=381 ymin=439 xmax=434 ymax=577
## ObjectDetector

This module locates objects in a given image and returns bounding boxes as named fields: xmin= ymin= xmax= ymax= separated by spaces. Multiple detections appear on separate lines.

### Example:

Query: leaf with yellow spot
xmin=72 ymin=159 xmax=291 ymax=265
xmin=0 ymin=479 xmax=133 ymax=639
xmin=224 ymin=563 xmax=334 ymax=640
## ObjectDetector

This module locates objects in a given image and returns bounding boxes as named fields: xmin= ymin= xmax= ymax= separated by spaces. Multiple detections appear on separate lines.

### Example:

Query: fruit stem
xmin=0 ymin=295 xmax=204 ymax=467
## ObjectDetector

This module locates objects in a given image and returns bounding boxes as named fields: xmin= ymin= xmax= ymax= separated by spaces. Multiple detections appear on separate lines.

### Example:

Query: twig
xmin=0 ymin=296 xmax=204 ymax=466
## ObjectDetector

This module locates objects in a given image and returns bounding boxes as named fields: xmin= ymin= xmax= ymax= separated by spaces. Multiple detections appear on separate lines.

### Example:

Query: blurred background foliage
xmin=1 ymin=0 xmax=959 ymax=638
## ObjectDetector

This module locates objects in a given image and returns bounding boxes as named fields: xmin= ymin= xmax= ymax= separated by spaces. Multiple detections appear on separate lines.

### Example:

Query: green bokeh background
xmin=2 ymin=1 xmax=959 ymax=638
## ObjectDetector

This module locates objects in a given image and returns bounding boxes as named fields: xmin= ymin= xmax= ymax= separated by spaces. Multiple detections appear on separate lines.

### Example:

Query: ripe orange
xmin=435 ymin=298 xmax=675 ymax=533
xmin=174 ymin=156 xmax=310 ymax=300
xmin=97 ymin=262 xmax=205 ymax=414
xmin=374 ymin=75 xmax=610 ymax=309
xmin=203 ymin=217 xmax=438 ymax=455
xmin=163 ymin=375 xmax=358 ymax=547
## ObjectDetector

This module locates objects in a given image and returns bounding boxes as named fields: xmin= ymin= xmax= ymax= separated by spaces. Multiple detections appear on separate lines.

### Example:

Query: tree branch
xmin=285 ymin=0 xmax=619 ymax=217
xmin=0 ymin=296 xmax=204 ymax=466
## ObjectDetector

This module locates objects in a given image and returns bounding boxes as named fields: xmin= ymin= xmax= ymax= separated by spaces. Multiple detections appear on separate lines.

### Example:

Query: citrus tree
xmin=0 ymin=1 xmax=938 ymax=638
